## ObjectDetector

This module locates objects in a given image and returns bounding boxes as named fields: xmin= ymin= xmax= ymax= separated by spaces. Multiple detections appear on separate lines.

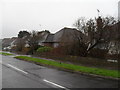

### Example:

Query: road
xmin=0 ymin=55 xmax=118 ymax=89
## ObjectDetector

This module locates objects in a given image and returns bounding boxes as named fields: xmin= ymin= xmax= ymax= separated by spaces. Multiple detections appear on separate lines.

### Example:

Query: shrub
xmin=22 ymin=47 xmax=30 ymax=54
xmin=36 ymin=46 xmax=52 ymax=53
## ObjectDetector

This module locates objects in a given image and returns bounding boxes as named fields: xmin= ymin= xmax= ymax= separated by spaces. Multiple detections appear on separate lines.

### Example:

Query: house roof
xmin=44 ymin=34 xmax=54 ymax=43
xmin=2 ymin=37 xmax=17 ymax=47
xmin=38 ymin=31 xmax=50 ymax=42
xmin=54 ymin=27 xmax=87 ymax=43
xmin=44 ymin=27 xmax=87 ymax=43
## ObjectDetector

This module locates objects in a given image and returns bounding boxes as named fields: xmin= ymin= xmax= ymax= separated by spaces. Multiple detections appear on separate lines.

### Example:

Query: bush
xmin=36 ymin=46 xmax=52 ymax=53
xmin=22 ymin=47 xmax=30 ymax=54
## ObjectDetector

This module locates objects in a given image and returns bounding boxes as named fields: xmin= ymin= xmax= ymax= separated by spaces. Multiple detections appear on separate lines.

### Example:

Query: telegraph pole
xmin=97 ymin=9 xmax=100 ymax=17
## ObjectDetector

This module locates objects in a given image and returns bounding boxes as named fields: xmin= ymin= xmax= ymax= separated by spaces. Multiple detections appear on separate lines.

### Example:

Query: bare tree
xmin=28 ymin=30 xmax=40 ymax=54
xmin=16 ymin=38 xmax=25 ymax=51
xmin=73 ymin=16 xmax=117 ymax=56
xmin=28 ymin=30 xmax=50 ymax=54
xmin=73 ymin=17 xmax=87 ymax=34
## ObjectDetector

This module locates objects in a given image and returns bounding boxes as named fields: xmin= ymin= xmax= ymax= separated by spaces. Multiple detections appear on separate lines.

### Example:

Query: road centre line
xmin=43 ymin=79 xmax=69 ymax=90
xmin=7 ymin=64 xmax=28 ymax=74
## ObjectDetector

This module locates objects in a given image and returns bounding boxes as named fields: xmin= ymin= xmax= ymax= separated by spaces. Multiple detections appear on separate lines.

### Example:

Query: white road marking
xmin=43 ymin=79 xmax=68 ymax=89
xmin=7 ymin=64 xmax=28 ymax=74
xmin=8 ymin=56 xmax=15 ymax=57
xmin=9 ymin=55 xmax=20 ymax=57
xmin=0 ymin=61 xmax=2 ymax=64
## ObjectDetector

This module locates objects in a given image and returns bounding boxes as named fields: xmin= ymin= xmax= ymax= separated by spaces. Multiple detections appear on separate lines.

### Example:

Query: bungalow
xmin=43 ymin=27 xmax=87 ymax=48
xmin=8 ymin=30 xmax=50 ymax=51
xmin=2 ymin=37 xmax=17 ymax=50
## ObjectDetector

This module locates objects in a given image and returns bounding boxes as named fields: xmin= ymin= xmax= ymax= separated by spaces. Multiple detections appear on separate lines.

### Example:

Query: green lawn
xmin=0 ymin=52 xmax=13 ymax=56
xmin=15 ymin=56 xmax=120 ymax=78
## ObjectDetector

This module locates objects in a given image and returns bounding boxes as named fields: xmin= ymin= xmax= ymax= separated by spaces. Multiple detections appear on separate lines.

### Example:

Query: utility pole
xmin=97 ymin=9 xmax=100 ymax=17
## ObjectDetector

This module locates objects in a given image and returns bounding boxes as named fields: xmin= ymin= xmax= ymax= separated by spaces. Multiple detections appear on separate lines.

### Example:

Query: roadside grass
xmin=15 ymin=56 xmax=120 ymax=78
xmin=0 ymin=52 xmax=13 ymax=56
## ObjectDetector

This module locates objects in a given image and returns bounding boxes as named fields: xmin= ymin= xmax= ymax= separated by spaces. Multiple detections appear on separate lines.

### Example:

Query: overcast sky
xmin=0 ymin=0 xmax=119 ymax=39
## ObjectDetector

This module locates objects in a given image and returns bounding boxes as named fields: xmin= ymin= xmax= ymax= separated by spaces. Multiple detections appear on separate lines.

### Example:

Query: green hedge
xmin=36 ymin=46 xmax=52 ymax=53
xmin=0 ymin=52 xmax=13 ymax=55
xmin=15 ymin=56 xmax=120 ymax=78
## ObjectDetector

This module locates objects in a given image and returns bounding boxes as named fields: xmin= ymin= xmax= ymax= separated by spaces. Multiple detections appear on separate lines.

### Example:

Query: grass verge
xmin=15 ymin=56 xmax=120 ymax=79
xmin=0 ymin=52 xmax=13 ymax=56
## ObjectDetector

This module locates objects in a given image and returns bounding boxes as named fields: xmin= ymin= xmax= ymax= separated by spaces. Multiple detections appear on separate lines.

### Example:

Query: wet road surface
xmin=1 ymin=55 xmax=118 ymax=89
